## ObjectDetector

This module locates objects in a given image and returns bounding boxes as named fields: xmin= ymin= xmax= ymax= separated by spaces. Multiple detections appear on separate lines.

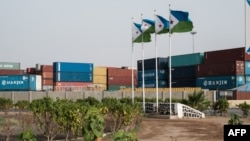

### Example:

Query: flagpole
xmin=141 ymin=13 xmax=145 ymax=112
xmin=169 ymin=4 xmax=172 ymax=118
xmin=131 ymin=17 xmax=135 ymax=105
xmin=154 ymin=10 xmax=159 ymax=114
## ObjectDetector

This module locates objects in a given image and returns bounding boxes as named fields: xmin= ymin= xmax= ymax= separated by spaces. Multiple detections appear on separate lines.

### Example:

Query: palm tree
xmin=237 ymin=101 xmax=250 ymax=118
xmin=213 ymin=98 xmax=229 ymax=116
xmin=185 ymin=91 xmax=211 ymax=111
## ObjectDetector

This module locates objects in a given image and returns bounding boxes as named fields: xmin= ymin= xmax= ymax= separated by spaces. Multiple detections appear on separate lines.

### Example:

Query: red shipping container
xmin=54 ymin=82 xmax=93 ymax=87
xmin=41 ymin=72 xmax=53 ymax=79
xmin=108 ymin=76 xmax=137 ymax=85
xmin=204 ymin=47 xmax=245 ymax=64
xmin=42 ymin=78 xmax=53 ymax=85
xmin=0 ymin=69 xmax=24 ymax=75
xmin=245 ymin=53 xmax=250 ymax=61
xmin=41 ymin=65 xmax=53 ymax=72
xmin=26 ymin=68 xmax=37 ymax=74
xmin=196 ymin=61 xmax=245 ymax=77
xmin=233 ymin=91 xmax=250 ymax=100
xmin=107 ymin=67 xmax=137 ymax=77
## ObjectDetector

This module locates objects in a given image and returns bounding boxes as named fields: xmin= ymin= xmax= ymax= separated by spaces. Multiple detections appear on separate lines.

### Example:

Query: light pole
xmin=190 ymin=31 xmax=197 ymax=53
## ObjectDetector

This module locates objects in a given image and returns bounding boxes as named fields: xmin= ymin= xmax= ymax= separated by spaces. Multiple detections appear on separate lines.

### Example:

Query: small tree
xmin=214 ymin=98 xmax=229 ymax=116
xmin=82 ymin=107 xmax=104 ymax=141
xmin=112 ymin=130 xmax=138 ymax=141
xmin=228 ymin=114 xmax=243 ymax=125
xmin=185 ymin=91 xmax=211 ymax=111
xmin=237 ymin=101 xmax=250 ymax=118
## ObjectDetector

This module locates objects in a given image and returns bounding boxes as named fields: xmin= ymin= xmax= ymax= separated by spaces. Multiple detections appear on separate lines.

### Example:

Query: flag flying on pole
xmin=247 ymin=0 xmax=250 ymax=6
xmin=132 ymin=22 xmax=151 ymax=43
xmin=141 ymin=19 xmax=155 ymax=34
xmin=155 ymin=15 xmax=169 ymax=34
xmin=170 ymin=10 xmax=193 ymax=33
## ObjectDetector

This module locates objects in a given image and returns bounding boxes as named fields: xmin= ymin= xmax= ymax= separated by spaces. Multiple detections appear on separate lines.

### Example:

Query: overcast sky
xmin=0 ymin=0 xmax=247 ymax=69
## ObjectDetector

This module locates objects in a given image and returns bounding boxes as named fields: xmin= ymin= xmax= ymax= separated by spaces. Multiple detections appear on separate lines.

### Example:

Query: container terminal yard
xmin=1 ymin=47 xmax=250 ymax=102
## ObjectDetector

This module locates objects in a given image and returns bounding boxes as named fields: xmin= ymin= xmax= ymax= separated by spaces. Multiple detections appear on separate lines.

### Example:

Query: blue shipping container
xmin=137 ymin=57 xmax=168 ymax=71
xmin=0 ymin=75 xmax=41 ymax=91
xmin=196 ymin=75 xmax=245 ymax=90
xmin=54 ymin=72 xmax=93 ymax=82
xmin=171 ymin=79 xmax=196 ymax=87
xmin=245 ymin=61 xmax=250 ymax=75
xmin=138 ymin=80 xmax=167 ymax=88
xmin=171 ymin=65 xmax=196 ymax=80
xmin=53 ymin=62 xmax=93 ymax=72
xmin=138 ymin=69 xmax=167 ymax=81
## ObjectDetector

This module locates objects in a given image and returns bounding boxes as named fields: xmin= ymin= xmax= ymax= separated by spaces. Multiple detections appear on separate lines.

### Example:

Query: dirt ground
xmin=134 ymin=116 xmax=250 ymax=141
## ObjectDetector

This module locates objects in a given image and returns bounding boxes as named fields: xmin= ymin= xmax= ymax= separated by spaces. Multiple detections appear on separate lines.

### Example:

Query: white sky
xmin=0 ymin=0 xmax=247 ymax=69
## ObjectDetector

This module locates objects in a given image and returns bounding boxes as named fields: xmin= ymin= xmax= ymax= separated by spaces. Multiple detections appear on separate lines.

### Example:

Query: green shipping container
xmin=0 ymin=62 xmax=21 ymax=70
xmin=107 ymin=85 xmax=133 ymax=91
xmin=170 ymin=53 xmax=204 ymax=67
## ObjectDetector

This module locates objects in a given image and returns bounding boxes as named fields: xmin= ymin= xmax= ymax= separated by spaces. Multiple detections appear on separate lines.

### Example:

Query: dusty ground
xmin=135 ymin=116 xmax=250 ymax=141
xmin=1 ymin=112 xmax=250 ymax=141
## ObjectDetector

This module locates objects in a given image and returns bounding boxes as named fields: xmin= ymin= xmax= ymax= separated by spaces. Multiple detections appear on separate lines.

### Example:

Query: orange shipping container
xmin=0 ymin=69 xmax=24 ymax=75
xmin=41 ymin=65 xmax=53 ymax=72
xmin=41 ymin=72 xmax=53 ymax=79
xmin=42 ymin=78 xmax=53 ymax=85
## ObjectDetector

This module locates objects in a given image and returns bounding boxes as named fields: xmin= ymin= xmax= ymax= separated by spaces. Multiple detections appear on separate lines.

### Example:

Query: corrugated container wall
xmin=53 ymin=62 xmax=93 ymax=72
xmin=0 ymin=62 xmax=21 ymax=70
xmin=0 ymin=75 xmax=41 ymax=91
xmin=93 ymin=67 xmax=107 ymax=90
xmin=171 ymin=65 xmax=197 ymax=80
xmin=170 ymin=53 xmax=204 ymax=67
xmin=137 ymin=69 xmax=167 ymax=81
xmin=0 ymin=70 xmax=24 ymax=75
xmin=196 ymin=75 xmax=245 ymax=90
xmin=196 ymin=61 xmax=245 ymax=77
xmin=54 ymin=72 xmax=92 ymax=82
xmin=138 ymin=80 xmax=167 ymax=88
xmin=137 ymin=57 xmax=168 ymax=71
xmin=204 ymin=47 xmax=245 ymax=64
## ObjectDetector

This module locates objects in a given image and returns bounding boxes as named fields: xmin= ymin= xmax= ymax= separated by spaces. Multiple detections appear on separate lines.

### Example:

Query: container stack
xmin=196 ymin=47 xmax=246 ymax=90
xmin=53 ymin=62 xmax=93 ymax=91
xmin=170 ymin=53 xmax=204 ymax=87
xmin=39 ymin=65 xmax=53 ymax=91
xmin=0 ymin=62 xmax=24 ymax=75
xmin=93 ymin=66 xmax=107 ymax=91
xmin=107 ymin=67 xmax=137 ymax=91
xmin=137 ymin=57 xmax=168 ymax=88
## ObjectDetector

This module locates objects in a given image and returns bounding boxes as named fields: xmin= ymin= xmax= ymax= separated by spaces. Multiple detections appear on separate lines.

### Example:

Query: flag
xmin=247 ymin=0 xmax=250 ymax=6
xmin=170 ymin=10 xmax=193 ymax=33
xmin=155 ymin=15 xmax=169 ymax=34
xmin=141 ymin=19 xmax=155 ymax=33
xmin=132 ymin=22 xmax=151 ymax=43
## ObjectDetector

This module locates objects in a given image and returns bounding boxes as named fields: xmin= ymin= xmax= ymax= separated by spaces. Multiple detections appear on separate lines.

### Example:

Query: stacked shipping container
xmin=107 ymin=67 xmax=137 ymax=91
xmin=53 ymin=62 xmax=93 ymax=91
xmin=93 ymin=66 xmax=107 ymax=91
xmin=196 ymin=47 xmax=246 ymax=90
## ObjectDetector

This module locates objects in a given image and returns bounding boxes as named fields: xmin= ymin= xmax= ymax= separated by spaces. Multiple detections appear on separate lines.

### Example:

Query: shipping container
xmin=233 ymin=91 xmax=250 ymax=100
xmin=0 ymin=69 xmax=24 ymax=75
xmin=42 ymin=85 xmax=53 ymax=91
xmin=138 ymin=80 xmax=167 ymax=88
xmin=171 ymin=79 xmax=196 ymax=87
xmin=137 ymin=57 xmax=168 ymax=71
xmin=108 ymin=76 xmax=137 ymax=85
xmin=54 ymin=81 xmax=93 ymax=87
xmin=196 ymin=61 xmax=245 ymax=77
xmin=0 ymin=62 xmax=21 ymax=70
xmin=245 ymin=61 xmax=250 ymax=75
xmin=53 ymin=62 xmax=93 ymax=72
xmin=204 ymin=47 xmax=245 ymax=64
xmin=138 ymin=69 xmax=167 ymax=81
xmin=107 ymin=84 xmax=133 ymax=91
xmin=41 ymin=65 xmax=53 ymax=72
xmin=107 ymin=67 xmax=137 ymax=77
xmin=0 ymin=75 xmax=41 ymax=91
xmin=53 ymin=72 xmax=92 ymax=82
xmin=26 ymin=68 xmax=37 ymax=74
xmin=196 ymin=75 xmax=245 ymax=90
xmin=41 ymin=72 xmax=53 ymax=79
xmin=245 ymin=53 xmax=250 ymax=61
xmin=93 ymin=75 xmax=107 ymax=84
xmin=171 ymin=65 xmax=196 ymax=80
xmin=42 ymin=78 xmax=53 ymax=85
xmin=94 ymin=67 xmax=107 ymax=75
xmin=170 ymin=53 xmax=204 ymax=67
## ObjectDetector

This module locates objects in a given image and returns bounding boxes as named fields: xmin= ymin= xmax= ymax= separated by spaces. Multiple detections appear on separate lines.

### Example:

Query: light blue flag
xmin=170 ymin=10 xmax=193 ymax=33
xmin=247 ymin=0 xmax=250 ymax=6
xmin=155 ymin=15 xmax=169 ymax=34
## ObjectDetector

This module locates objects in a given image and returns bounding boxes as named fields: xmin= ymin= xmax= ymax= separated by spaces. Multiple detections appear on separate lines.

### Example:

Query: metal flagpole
xmin=141 ymin=13 xmax=146 ymax=112
xmin=131 ymin=17 xmax=135 ymax=105
xmin=169 ymin=4 xmax=172 ymax=118
xmin=154 ymin=10 xmax=159 ymax=114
